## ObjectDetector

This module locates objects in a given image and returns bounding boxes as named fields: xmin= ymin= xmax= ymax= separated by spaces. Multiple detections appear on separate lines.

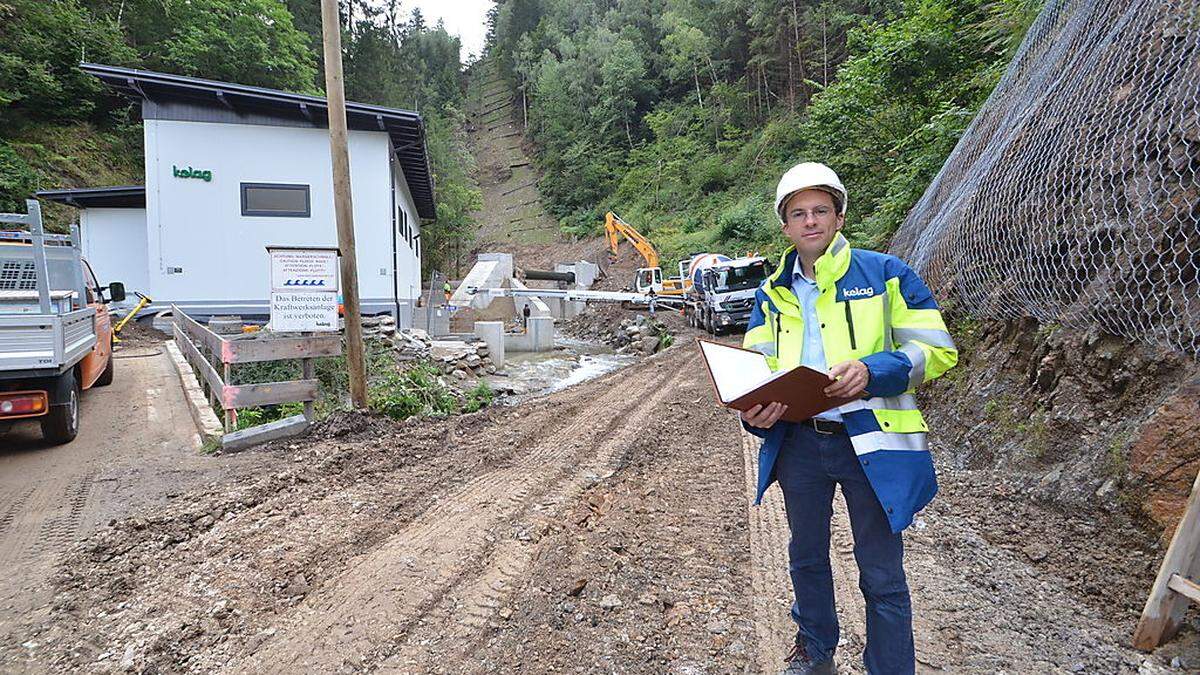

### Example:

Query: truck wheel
xmin=94 ymin=339 xmax=115 ymax=387
xmin=41 ymin=371 xmax=80 ymax=445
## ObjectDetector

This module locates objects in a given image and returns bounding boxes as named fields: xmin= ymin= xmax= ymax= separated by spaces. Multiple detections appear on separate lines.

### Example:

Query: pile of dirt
xmin=559 ymin=305 xmax=670 ymax=352
xmin=113 ymin=319 xmax=169 ymax=350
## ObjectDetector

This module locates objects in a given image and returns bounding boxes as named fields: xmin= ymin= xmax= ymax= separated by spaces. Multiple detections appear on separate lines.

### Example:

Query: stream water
xmin=485 ymin=336 xmax=635 ymax=399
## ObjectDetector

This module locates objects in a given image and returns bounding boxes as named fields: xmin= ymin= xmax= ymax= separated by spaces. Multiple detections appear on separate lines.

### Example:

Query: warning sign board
xmin=267 ymin=246 xmax=339 ymax=332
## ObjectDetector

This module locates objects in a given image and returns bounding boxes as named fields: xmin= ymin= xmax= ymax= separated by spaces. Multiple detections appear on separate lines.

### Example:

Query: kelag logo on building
xmin=284 ymin=279 xmax=328 ymax=287
xmin=172 ymin=165 xmax=212 ymax=182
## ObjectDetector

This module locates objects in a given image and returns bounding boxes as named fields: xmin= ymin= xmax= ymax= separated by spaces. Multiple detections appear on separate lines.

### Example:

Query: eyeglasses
xmin=786 ymin=206 xmax=836 ymax=222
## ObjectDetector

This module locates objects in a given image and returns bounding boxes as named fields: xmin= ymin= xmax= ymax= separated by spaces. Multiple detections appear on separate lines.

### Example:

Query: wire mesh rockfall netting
xmin=890 ymin=0 xmax=1200 ymax=356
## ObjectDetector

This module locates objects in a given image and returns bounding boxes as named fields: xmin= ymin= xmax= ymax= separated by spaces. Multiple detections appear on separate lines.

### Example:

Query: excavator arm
xmin=604 ymin=212 xmax=659 ymax=269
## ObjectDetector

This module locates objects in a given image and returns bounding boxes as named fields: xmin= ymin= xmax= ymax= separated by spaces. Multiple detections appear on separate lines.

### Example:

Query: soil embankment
xmin=464 ymin=60 xmax=602 ymax=272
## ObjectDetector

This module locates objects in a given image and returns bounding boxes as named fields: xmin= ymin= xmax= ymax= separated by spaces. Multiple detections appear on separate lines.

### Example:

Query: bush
xmin=462 ymin=380 xmax=495 ymax=413
xmin=0 ymin=142 xmax=38 ymax=212
xmin=368 ymin=362 xmax=460 ymax=420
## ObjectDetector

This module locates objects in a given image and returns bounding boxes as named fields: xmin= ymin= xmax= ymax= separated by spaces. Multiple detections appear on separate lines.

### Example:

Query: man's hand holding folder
xmin=695 ymin=339 xmax=869 ymax=428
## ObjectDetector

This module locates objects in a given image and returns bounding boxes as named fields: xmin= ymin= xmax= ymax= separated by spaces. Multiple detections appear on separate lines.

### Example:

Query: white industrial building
xmin=39 ymin=63 xmax=436 ymax=325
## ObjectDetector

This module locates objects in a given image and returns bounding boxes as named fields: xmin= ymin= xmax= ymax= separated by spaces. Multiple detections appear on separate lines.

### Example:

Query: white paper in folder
xmin=697 ymin=340 xmax=775 ymax=402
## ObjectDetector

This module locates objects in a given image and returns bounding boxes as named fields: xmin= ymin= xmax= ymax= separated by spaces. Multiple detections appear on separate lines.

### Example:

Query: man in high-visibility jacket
xmin=741 ymin=162 xmax=957 ymax=675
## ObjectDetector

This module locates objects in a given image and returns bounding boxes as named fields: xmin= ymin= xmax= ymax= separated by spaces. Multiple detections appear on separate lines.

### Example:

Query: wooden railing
xmin=171 ymin=305 xmax=342 ymax=433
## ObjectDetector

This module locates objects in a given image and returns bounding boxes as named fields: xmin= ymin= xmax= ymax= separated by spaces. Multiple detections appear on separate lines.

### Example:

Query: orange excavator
xmin=603 ymin=212 xmax=688 ymax=296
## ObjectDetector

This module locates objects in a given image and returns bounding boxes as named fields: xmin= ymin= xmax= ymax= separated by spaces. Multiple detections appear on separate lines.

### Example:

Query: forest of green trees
xmin=488 ymin=0 xmax=1042 ymax=260
xmin=1 ymin=0 xmax=1043 ymax=272
xmin=0 ymin=0 xmax=478 ymax=272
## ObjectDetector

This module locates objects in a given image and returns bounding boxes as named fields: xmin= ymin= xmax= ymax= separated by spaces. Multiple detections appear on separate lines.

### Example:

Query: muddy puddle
xmin=486 ymin=336 xmax=635 ymax=399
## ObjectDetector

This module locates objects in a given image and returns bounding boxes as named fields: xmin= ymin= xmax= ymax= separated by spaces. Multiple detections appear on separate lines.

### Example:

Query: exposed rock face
xmin=1128 ymin=377 xmax=1200 ymax=533
xmin=922 ymin=315 xmax=1199 ymax=535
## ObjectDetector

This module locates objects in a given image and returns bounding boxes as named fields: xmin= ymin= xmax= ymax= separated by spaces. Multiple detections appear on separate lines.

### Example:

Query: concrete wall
xmin=504 ymin=316 xmax=554 ymax=352
xmin=473 ymin=321 xmax=505 ymax=368
xmin=413 ymin=304 xmax=451 ymax=336
xmin=142 ymin=118 xmax=420 ymax=317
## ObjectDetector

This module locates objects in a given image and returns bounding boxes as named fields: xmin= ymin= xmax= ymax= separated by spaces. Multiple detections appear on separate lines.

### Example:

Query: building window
xmin=399 ymin=209 xmax=410 ymax=245
xmin=241 ymin=183 xmax=310 ymax=217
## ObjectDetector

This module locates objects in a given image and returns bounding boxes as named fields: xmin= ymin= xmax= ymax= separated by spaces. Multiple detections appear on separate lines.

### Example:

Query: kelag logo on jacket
xmin=843 ymin=286 xmax=875 ymax=298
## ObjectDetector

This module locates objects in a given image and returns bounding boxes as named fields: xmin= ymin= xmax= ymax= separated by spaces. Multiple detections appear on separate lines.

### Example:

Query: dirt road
xmin=8 ymin=330 xmax=1189 ymax=673
xmin=0 ymin=343 xmax=270 ymax=665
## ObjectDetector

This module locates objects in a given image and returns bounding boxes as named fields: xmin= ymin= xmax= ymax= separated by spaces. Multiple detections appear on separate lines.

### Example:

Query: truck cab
xmin=690 ymin=256 xmax=769 ymax=335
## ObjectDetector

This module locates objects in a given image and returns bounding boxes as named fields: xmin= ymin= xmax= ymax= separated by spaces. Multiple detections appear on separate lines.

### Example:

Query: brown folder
xmin=696 ymin=338 xmax=855 ymax=423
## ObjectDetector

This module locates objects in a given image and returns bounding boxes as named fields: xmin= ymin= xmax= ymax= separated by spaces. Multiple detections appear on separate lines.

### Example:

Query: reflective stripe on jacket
xmin=742 ymin=233 xmax=957 ymax=533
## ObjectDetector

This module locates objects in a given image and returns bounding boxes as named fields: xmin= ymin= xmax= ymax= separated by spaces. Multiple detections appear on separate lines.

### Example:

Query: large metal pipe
xmin=523 ymin=269 xmax=575 ymax=283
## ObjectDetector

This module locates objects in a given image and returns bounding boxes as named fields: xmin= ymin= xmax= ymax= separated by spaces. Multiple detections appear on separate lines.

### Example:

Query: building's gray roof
xmin=80 ymin=63 xmax=436 ymax=220
xmin=37 ymin=185 xmax=146 ymax=209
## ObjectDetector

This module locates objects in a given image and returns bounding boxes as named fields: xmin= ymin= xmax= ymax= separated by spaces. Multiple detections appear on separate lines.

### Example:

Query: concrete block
xmin=505 ymin=316 xmax=555 ymax=352
xmin=557 ymin=260 xmax=599 ymax=288
xmin=529 ymin=316 xmax=554 ymax=350
xmin=473 ymin=321 xmax=506 ymax=368
xmin=222 ymin=414 xmax=309 ymax=452
xmin=451 ymin=259 xmax=500 ymax=308
xmin=478 ymin=252 xmax=514 ymax=279
xmin=164 ymin=340 xmax=223 ymax=444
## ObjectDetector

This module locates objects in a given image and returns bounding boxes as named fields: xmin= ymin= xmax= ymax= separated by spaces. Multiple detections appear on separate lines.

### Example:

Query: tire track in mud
xmin=226 ymin=357 xmax=684 ymax=672
xmin=374 ymin=369 xmax=683 ymax=670
xmin=829 ymin=492 xmax=867 ymax=673
xmin=0 ymin=487 xmax=36 ymax=538
xmin=741 ymin=428 xmax=795 ymax=673
xmin=0 ymin=470 xmax=96 ymax=570
xmin=741 ymin=429 xmax=867 ymax=674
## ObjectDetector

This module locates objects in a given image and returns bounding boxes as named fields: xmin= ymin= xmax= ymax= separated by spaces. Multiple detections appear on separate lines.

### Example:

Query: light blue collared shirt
xmin=791 ymin=257 xmax=842 ymax=422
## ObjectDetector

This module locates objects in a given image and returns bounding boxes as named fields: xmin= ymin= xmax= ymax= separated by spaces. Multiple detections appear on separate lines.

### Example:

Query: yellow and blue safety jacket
xmin=742 ymin=233 xmax=957 ymax=533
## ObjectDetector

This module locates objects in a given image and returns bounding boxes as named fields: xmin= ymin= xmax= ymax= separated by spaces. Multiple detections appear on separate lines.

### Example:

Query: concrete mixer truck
xmin=682 ymin=253 xmax=770 ymax=335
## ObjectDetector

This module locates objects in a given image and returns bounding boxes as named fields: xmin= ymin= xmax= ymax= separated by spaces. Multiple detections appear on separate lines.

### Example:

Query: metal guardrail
xmin=170 ymin=304 xmax=342 ymax=432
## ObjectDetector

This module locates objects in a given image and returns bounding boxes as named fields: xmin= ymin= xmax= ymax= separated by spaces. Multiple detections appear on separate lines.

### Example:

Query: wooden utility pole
xmin=320 ymin=0 xmax=367 ymax=408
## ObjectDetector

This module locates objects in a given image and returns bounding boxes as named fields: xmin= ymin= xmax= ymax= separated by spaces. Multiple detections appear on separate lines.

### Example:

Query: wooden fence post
xmin=302 ymin=357 xmax=314 ymax=421
xmin=1134 ymin=466 xmax=1200 ymax=650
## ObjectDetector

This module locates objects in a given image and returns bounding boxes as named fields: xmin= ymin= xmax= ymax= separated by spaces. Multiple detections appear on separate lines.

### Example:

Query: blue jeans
xmin=773 ymin=423 xmax=914 ymax=675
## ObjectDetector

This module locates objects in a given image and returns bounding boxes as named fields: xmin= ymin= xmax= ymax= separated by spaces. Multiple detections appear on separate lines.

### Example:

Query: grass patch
xmin=1102 ymin=431 xmax=1132 ymax=478
xmin=1016 ymin=417 xmax=1051 ymax=461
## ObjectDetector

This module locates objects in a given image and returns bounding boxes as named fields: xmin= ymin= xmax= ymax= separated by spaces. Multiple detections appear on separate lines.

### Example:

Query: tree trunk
xmin=792 ymin=0 xmax=806 ymax=107
xmin=693 ymin=63 xmax=704 ymax=109
xmin=822 ymin=12 xmax=829 ymax=86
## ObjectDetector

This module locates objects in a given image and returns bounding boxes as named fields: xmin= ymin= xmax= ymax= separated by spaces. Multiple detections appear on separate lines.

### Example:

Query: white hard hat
xmin=774 ymin=162 xmax=847 ymax=223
